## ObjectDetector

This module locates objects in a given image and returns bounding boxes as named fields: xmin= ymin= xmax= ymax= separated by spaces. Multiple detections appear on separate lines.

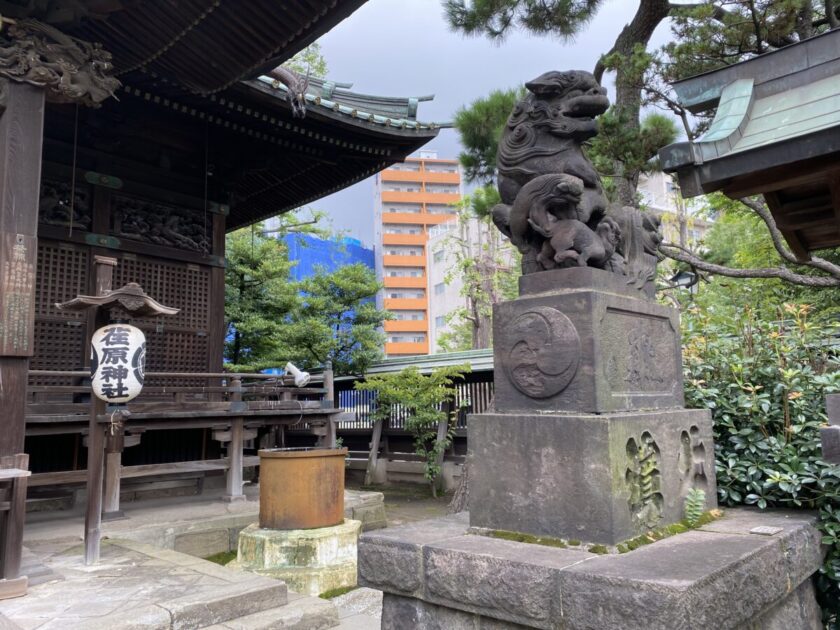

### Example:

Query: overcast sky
xmin=309 ymin=0 xmax=671 ymax=247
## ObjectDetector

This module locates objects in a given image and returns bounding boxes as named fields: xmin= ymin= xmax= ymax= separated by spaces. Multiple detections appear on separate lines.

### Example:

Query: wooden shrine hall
xmin=0 ymin=0 xmax=440 ymax=588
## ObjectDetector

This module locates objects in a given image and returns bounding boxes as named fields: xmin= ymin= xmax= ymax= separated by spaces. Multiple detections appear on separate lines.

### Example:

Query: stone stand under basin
xmin=233 ymin=518 xmax=361 ymax=597
xmin=359 ymin=509 xmax=824 ymax=630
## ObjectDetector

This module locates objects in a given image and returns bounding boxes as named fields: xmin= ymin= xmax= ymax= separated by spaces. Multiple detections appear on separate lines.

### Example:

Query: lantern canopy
xmin=90 ymin=324 xmax=146 ymax=403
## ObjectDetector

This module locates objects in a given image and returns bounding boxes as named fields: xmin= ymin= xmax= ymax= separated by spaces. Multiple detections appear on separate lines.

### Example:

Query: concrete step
xmin=162 ymin=575 xmax=288 ymax=629
xmin=202 ymin=593 xmax=339 ymax=629
xmin=335 ymin=613 xmax=378 ymax=629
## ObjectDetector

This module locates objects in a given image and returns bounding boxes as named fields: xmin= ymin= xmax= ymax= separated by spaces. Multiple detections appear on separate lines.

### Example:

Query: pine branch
xmin=658 ymin=242 xmax=840 ymax=287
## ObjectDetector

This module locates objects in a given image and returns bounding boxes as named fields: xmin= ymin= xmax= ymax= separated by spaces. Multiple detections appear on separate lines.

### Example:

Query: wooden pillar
xmin=323 ymin=360 xmax=337 ymax=448
xmin=84 ymin=256 xmax=116 ymax=565
xmin=0 ymin=81 xmax=44 ymax=458
xmin=0 ymin=81 xmax=44 ymax=585
xmin=224 ymin=377 xmax=245 ymax=502
xmin=364 ymin=419 xmax=384 ymax=487
xmin=102 ymin=448 xmax=123 ymax=520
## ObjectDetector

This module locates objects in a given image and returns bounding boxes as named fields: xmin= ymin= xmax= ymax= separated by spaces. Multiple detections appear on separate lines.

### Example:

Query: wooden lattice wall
xmin=32 ymin=169 xmax=226 ymax=384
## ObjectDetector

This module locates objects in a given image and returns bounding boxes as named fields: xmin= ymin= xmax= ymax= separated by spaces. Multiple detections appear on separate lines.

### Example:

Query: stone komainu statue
xmin=491 ymin=70 xmax=661 ymax=290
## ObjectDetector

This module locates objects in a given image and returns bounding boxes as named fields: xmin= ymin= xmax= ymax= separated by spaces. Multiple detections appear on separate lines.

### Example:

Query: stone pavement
xmin=23 ymin=486 xmax=386 ymax=559
xmin=0 ymin=538 xmax=340 ymax=630
xmin=0 ymin=483 xmax=447 ymax=630
xmin=0 ymin=486 xmax=396 ymax=630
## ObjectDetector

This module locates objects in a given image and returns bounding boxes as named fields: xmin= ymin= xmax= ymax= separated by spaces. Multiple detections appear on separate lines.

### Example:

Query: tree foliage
xmin=439 ymin=186 xmax=520 ymax=350
xmin=682 ymin=302 xmax=840 ymax=624
xmin=444 ymin=0 xmax=602 ymax=40
xmin=588 ymin=109 xmax=677 ymax=202
xmin=355 ymin=365 xmax=470 ymax=496
xmin=454 ymin=87 xmax=524 ymax=185
xmin=285 ymin=42 xmax=329 ymax=78
xmin=224 ymin=218 xmax=388 ymax=375
xmin=225 ymin=227 xmax=297 ymax=367
xmin=282 ymin=263 xmax=390 ymax=376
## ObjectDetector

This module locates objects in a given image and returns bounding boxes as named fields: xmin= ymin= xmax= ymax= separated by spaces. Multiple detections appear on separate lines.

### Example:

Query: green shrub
xmin=682 ymin=303 xmax=840 ymax=625
xmin=355 ymin=365 xmax=470 ymax=497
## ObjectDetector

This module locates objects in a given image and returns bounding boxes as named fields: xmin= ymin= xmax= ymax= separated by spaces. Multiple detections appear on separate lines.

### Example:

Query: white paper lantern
xmin=90 ymin=324 xmax=146 ymax=403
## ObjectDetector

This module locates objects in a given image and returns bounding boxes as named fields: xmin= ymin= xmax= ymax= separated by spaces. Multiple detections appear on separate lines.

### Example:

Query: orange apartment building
xmin=373 ymin=150 xmax=462 ymax=356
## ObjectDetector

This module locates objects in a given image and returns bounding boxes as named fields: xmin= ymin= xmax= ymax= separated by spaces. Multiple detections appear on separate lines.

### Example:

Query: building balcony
xmin=381 ymin=170 xmax=460 ymax=185
xmin=381 ymin=170 xmax=424 ymax=183
xmin=420 ymin=192 xmax=461 ymax=203
xmin=383 ymin=255 xmax=426 ymax=267
xmin=383 ymin=276 xmax=426 ymax=288
xmin=421 ymin=214 xmax=457 ymax=226
xmin=384 ymin=298 xmax=427 ymax=310
xmin=422 ymin=171 xmax=460 ymax=184
xmin=381 ymin=212 xmax=428 ymax=224
xmin=385 ymin=341 xmax=429 ymax=356
xmin=384 ymin=320 xmax=428 ymax=333
xmin=381 ymin=191 xmax=425 ymax=203
xmin=382 ymin=233 xmax=426 ymax=246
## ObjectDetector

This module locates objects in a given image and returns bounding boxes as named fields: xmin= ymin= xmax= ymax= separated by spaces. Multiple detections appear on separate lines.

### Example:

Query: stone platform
xmin=359 ymin=509 xmax=824 ymax=629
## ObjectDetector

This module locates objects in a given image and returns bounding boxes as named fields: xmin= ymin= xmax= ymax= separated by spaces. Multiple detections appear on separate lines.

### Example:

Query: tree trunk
xmin=608 ymin=0 xmax=672 ymax=206
xmin=448 ymin=459 xmax=470 ymax=513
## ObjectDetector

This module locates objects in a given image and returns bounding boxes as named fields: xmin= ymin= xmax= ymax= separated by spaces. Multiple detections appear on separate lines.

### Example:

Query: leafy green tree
xmin=286 ymin=42 xmax=329 ymax=78
xmin=438 ymin=186 xmax=520 ymax=350
xmin=454 ymin=88 xmax=524 ymax=185
xmin=225 ymin=226 xmax=297 ymax=368
xmin=355 ymin=365 xmax=470 ymax=496
xmin=283 ymin=263 xmax=390 ymax=376
xmin=588 ymin=110 xmax=677 ymax=202
xmin=225 ymin=212 xmax=389 ymax=374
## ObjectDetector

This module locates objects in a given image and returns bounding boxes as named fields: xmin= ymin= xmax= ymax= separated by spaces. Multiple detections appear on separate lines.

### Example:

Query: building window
xmin=435 ymin=316 xmax=445 ymax=327
xmin=433 ymin=250 xmax=444 ymax=263
xmin=434 ymin=283 xmax=445 ymax=295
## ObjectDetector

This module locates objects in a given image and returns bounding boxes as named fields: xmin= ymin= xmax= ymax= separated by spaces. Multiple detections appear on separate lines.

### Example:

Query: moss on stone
xmin=204 ymin=550 xmax=236 ymax=565
xmin=588 ymin=544 xmax=609 ymax=555
xmin=486 ymin=529 xmax=568 ymax=548
xmin=616 ymin=543 xmax=629 ymax=554
xmin=567 ymin=539 xmax=581 ymax=546
xmin=320 ymin=586 xmax=357 ymax=599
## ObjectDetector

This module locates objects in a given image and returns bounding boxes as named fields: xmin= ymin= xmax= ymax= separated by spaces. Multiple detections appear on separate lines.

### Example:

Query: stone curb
xmin=358 ymin=508 xmax=823 ymax=629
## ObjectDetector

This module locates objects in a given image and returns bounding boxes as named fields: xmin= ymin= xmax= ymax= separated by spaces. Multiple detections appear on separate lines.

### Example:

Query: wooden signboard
xmin=0 ymin=233 xmax=36 ymax=357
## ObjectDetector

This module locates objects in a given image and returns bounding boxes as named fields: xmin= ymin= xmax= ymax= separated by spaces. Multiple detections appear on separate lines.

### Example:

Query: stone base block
xmin=359 ymin=509 xmax=823 ymax=630
xmin=233 ymin=519 xmax=361 ymax=597
xmin=469 ymin=408 xmax=717 ymax=544
xmin=494 ymin=269 xmax=684 ymax=414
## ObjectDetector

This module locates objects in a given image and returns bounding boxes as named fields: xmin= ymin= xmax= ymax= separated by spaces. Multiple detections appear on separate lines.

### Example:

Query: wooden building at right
xmin=659 ymin=28 xmax=840 ymax=258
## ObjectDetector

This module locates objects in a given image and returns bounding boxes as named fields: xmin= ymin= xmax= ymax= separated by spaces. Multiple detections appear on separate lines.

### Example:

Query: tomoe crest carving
xmin=500 ymin=306 xmax=580 ymax=398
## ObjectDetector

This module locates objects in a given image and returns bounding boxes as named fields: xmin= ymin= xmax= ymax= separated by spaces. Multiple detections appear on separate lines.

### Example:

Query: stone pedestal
xmin=469 ymin=409 xmax=716 ymax=544
xmin=232 ymin=519 xmax=361 ymax=597
xmin=468 ymin=268 xmax=715 ymax=544
xmin=359 ymin=510 xmax=823 ymax=630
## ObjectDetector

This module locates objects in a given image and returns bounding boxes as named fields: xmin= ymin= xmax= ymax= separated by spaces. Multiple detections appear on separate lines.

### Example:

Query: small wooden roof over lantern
xmin=658 ymin=29 xmax=840 ymax=258
xmin=55 ymin=283 xmax=179 ymax=318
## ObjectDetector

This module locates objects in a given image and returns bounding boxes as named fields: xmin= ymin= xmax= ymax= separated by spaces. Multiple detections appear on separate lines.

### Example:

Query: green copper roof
xmin=658 ymin=28 xmax=840 ymax=197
